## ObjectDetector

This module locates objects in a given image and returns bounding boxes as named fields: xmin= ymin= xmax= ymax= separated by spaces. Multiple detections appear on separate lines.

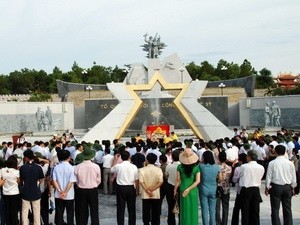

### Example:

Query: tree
xmin=199 ymin=61 xmax=215 ymax=80
xmin=216 ymin=59 xmax=231 ymax=79
xmin=89 ymin=64 xmax=111 ymax=84
xmin=256 ymin=68 xmax=274 ymax=89
xmin=0 ymin=75 xmax=9 ymax=94
xmin=111 ymin=66 xmax=127 ymax=82
xmin=186 ymin=62 xmax=202 ymax=80
xmin=8 ymin=70 xmax=33 ymax=94
xmin=239 ymin=59 xmax=257 ymax=78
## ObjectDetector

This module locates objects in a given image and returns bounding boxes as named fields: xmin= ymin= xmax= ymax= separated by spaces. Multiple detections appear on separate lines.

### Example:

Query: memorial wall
xmin=0 ymin=102 xmax=74 ymax=134
xmin=239 ymin=95 xmax=300 ymax=129
xmin=85 ymin=96 xmax=228 ymax=131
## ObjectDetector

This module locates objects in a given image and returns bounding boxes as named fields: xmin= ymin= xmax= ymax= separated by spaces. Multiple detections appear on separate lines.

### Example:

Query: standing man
xmin=131 ymin=144 xmax=146 ymax=169
xmin=102 ymin=148 xmax=114 ymax=195
xmin=238 ymin=150 xmax=264 ymax=225
xmin=139 ymin=153 xmax=163 ymax=225
xmin=111 ymin=150 xmax=139 ymax=225
xmin=165 ymin=150 xmax=181 ymax=225
xmin=265 ymin=145 xmax=297 ymax=225
xmin=64 ymin=141 xmax=76 ymax=160
xmin=20 ymin=149 xmax=45 ymax=225
xmin=75 ymin=148 xmax=101 ymax=225
xmin=52 ymin=150 xmax=76 ymax=225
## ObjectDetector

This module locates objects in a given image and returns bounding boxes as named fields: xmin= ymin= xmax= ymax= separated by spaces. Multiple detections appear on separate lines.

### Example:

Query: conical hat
xmin=179 ymin=148 xmax=198 ymax=165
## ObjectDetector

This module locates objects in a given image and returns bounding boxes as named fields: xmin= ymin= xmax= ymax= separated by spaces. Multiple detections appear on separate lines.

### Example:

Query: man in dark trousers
xmin=139 ymin=153 xmax=163 ymax=225
xmin=75 ymin=148 xmax=101 ymax=225
xmin=111 ymin=150 xmax=139 ymax=225
xmin=238 ymin=150 xmax=264 ymax=225
xmin=265 ymin=145 xmax=297 ymax=225
xmin=165 ymin=150 xmax=181 ymax=225
xmin=20 ymin=149 xmax=45 ymax=225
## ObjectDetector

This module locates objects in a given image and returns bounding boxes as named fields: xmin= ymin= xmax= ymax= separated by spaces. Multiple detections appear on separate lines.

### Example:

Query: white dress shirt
xmin=266 ymin=156 xmax=297 ymax=189
xmin=254 ymin=146 xmax=266 ymax=161
xmin=165 ymin=161 xmax=181 ymax=186
xmin=111 ymin=161 xmax=138 ymax=186
xmin=102 ymin=154 xmax=114 ymax=168
xmin=239 ymin=161 xmax=264 ymax=188
xmin=226 ymin=147 xmax=238 ymax=162
xmin=197 ymin=148 xmax=206 ymax=162
xmin=145 ymin=148 xmax=162 ymax=166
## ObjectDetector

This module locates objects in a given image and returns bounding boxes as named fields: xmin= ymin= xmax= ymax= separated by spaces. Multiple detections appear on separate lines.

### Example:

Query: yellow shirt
xmin=164 ymin=137 xmax=173 ymax=144
xmin=139 ymin=164 xmax=163 ymax=199
xmin=171 ymin=134 xmax=178 ymax=141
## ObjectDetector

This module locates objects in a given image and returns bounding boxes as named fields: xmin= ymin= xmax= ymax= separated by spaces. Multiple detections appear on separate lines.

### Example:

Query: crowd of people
xmin=0 ymin=127 xmax=299 ymax=225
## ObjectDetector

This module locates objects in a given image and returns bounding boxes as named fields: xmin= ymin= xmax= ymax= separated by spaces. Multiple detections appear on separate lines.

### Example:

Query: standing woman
xmin=0 ymin=155 xmax=20 ymax=225
xmin=199 ymin=150 xmax=220 ymax=225
xmin=174 ymin=145 xmax=200 ymax=225
xmin=216 ymin=151 xmax=232 ymax=225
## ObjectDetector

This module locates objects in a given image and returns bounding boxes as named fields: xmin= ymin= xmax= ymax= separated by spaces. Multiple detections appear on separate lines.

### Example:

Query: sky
xmin=0 ymin=0 xmax=299 ymax=76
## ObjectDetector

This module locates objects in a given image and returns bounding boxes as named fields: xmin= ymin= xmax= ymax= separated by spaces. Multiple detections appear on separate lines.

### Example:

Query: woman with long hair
xmin=174 ymin=143 xmax=200 ymax=225
xmin=199 ymin=150 xmax=220 ymax=225
xmin=0 ymin=155 xmax=20 ymax=225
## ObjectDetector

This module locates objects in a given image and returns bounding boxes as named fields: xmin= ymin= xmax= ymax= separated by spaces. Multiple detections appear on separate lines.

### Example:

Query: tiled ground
xmin=49 ymin=181 xmax=300 ymax=225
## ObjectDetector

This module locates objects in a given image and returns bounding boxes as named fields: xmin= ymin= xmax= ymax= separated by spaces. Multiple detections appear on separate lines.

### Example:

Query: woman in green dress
xmin=174 ymin=146 xmax=200 ymax=225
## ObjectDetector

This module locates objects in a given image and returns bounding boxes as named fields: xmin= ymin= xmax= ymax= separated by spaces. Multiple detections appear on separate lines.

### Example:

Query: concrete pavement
xmin=49 ymin=181 xmax=300 ymax=225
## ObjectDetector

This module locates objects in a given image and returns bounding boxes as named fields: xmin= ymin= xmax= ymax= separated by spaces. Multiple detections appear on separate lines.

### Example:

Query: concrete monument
xmin=81 ymin=34 xmax=232 ymax=142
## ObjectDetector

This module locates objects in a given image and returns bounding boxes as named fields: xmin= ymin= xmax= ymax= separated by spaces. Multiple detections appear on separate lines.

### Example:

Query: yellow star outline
xmin=115 ymin=72 xmax=203 ymax=139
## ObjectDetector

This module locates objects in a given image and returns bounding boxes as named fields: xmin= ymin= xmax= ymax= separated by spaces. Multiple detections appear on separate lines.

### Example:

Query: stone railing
xmin=0 ymin=94 xmax=31 ymax=102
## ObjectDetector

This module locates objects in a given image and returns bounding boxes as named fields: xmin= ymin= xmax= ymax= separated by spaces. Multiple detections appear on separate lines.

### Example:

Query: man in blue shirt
xmin=52 ymin=149 xmax=77 ymax=225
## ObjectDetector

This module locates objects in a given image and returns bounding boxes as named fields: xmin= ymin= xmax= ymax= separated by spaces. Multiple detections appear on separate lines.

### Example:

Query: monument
xmin=80 ymin=34 xmax=233 ymax=142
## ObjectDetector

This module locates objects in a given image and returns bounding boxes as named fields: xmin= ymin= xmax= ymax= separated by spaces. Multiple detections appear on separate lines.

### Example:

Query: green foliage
xmin=264 ymin=84 xmax=300 ymax=96
xmin=256 ymin=68 xmax=275 ymax=89
xmin=0 ymin=75 xmax=9 ymax=94
xmin=28 ymin=93 xmax=52 ymax=102
xmin=186 ymin=59 xmax=258 ymax=82
xmin=0 ymin=59 xmax=298 ymax=96
xmin=185 ymin=62 xmax=201 ymax=80
xmin=239 ymin=59 xmax=257 ymax=78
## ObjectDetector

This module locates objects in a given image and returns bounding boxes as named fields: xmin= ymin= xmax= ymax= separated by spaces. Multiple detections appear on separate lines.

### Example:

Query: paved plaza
xmin=1 ymin=134 xmax=300 ymax=224
xmin=49 ymin=181 xmax=300 ymax=225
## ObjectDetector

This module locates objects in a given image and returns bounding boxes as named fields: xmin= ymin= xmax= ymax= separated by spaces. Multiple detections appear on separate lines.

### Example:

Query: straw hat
xmin=179 ymin=148 xmax=198 ymax=165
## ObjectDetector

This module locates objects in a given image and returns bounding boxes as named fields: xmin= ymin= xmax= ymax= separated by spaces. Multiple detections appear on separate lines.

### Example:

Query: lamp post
xmin=82 ymin=70 xmax=87 ymax=91
xmin=179 ymin=67 xmax=184 ymax=83
xmin=86 ymin=85 xmax=93 ymax=99
xmin=218 ymin=82 xmax=225 ymax=96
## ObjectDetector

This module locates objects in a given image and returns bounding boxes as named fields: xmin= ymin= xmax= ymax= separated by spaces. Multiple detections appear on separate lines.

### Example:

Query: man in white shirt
xmin=239 ymin=150 xmax=264 ymax=225
xmin=165 ymin=150 xmax=181 ymax=225
xmin=197 ymin=142 xmax=207 ymax=163
xmin=269 ymin=135 xmax=278 ymax=148
xmin=72 ymin=144 xmax=83 ymax=162
xmin=4 ymin=142 xmax=14 ymax=161
xmin=102 ymin=148 xmax=114 ymax=195
xmin=111 ymin=150 xmax=139 ymax=225
xmin=265 ymin=145 xmax=296 ymax=225
xmin=145 ymin=141 xmax=162 ymax=166
xmin=226 ymin=143 xmax=238 ymax=166
xmin=64 ymin=141 xmax=76 ymax=158
xmin=286 ymin=136 xmax=295 ymax=159
xmin=13 ymin=143 xmax=25 ymax=167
